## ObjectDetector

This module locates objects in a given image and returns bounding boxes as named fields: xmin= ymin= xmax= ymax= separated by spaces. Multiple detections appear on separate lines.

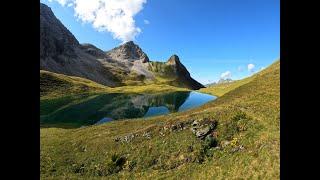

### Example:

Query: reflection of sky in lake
xmin=144 ymin=106 xmax=170 ymax=117
xmin=179 ymin=92 xmax=216 ymax=112
xmin=95 ymin=117 xmax=113 ymax=125
xmin=143 ymin=91 xmax=216 ymax=118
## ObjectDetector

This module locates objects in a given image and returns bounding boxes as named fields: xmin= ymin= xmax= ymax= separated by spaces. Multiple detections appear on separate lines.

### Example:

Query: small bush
xmin=204 ymin=136 xmax=218 ymax=149
xmin=106 ymin=154 xmax=126 ymax=174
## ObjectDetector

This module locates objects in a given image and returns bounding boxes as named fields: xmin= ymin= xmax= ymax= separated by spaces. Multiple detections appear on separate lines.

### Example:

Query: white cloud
xmin=51 ymin=0 xmax=147 ymax=43
xmin=143 ymin=19 xmax=150 ymax=24
xmin=238 ymin=66 xmax=243 ymax=72
xmin=220 ymin=71 xmax=231 ymax=79
xmin=260 ymin=67 xmax=265 ymax=71
xmin=247 ymin=64 xmax=255 ymax=72
xmin=49 ymin=0 xmax=69 ymax=6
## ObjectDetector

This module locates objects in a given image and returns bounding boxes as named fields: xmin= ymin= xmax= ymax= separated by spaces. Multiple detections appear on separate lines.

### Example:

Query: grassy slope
xmin=40 ymin=60 xmax=279 ymax=179
xmin=198 ymin=59 xmax=279 ymax=97
xmin=198 ymin=77 xmax=254 ymax=97
xmin=40 ymin=70 xmax=189 ymax=99
xmin=147 ymin=61 xmax=203 ymax=89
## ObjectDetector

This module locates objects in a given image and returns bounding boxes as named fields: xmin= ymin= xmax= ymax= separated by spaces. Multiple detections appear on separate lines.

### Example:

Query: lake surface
xmin=40 ymin=91 xmax=216 ymax=128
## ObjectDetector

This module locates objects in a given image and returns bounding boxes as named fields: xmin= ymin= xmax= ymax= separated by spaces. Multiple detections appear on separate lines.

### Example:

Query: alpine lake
xmin=40 ymin=91 xmax=216 ymax=128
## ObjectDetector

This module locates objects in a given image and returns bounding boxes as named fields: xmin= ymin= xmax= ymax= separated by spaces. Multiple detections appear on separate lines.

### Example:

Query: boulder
xmin=192 ymin=120 xmax=200 ymax=127
xmin=191 ymin=119 xmax=218 ymax=140
xmin=195 ymin=126 xmax=212 ymax=139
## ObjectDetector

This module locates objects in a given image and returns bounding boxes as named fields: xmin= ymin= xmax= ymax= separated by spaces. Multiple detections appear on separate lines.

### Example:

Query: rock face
xmin=165 ymin=55 xmax=205 ymax=90
xmin=191 ymin=119 xmax=217 ymax=140
xmin=40 ymin=3 xmax=79 ymax=60
xmin=80 ymin=43 xmax=106 ymax=58
xmin=106 ymin=41 xmax=149 ymax=63
xmin=40 ymin=3 xmax=204 ymax=90
xmin=40 ymin=3 xmax=121 ymax=87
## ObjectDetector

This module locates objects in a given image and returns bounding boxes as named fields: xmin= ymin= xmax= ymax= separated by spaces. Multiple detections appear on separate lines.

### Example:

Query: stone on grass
xmin=195 ymin=126 xmax=212 ymax=139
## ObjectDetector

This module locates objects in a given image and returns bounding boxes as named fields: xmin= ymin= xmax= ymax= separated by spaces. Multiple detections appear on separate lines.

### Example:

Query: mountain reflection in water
xmin=40 ymin=91 xmax=216 ymax=128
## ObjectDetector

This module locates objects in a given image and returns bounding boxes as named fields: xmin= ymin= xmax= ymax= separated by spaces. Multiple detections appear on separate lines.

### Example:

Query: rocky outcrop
xmin=106 ymin=41 xmax=149 ymax=63
xmin=40 ymin=3 xmax=79 ymax=59
xmin=80 ymin=43 xmax=106 ymax=58
xmin=166 ymin=55 xmax=189 ymax=75
xmin=191 ymin=119 xmax=217 ymax=139
xmin=165 ymin=55 xmax=205 ymax=90
xmin=40 ymin=3 xmax=122 ymax=87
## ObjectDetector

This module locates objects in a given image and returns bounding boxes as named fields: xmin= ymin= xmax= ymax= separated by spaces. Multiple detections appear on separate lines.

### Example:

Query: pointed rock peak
xmin=123 ymin=41 xmax=135 ymax=46
xmin=166 ymin=54 xmax=181 ymax=65
xmin=107 ymin=41 xmax=149 ymax=63
xmin=120 ymin=41 xmax=139 ymax=50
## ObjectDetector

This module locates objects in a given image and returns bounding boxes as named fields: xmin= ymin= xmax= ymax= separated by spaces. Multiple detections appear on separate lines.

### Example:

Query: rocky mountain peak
xmin=40 ymin=3 xmax=79 ymax=59
xmin=217 ymin=78 xmax=233 ymax=84
xmin=123 ymin=41 xmax=135 ymax=47
xmin=166 ymin=54 xmax=181 ymax=65
xmin=40 ymin=2 xmax=204 ymax=90
xmin=106 ymin=41 xmax=149 ymax=63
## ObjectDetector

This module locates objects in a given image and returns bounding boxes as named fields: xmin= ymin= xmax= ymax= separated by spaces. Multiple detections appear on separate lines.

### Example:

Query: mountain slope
xmin=40 ymin=70 xmax=189 ymax=99
xmin=199 ymin=59 xmax=279 ymax=97
xmin=40 ymin=3 xmax=122 ymax=87
xmin=41 ymin=60 xmax=279 ymax=179
xmin=40 ymin=70 xmax=110 ymax=99
xmin=40 ymin=3 xmax=203 ymax=90
xmin=148 ymin=55 xmax=204 ymax=89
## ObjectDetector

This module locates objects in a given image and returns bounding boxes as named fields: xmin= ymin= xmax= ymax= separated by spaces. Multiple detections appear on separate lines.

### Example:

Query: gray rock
xmin=170 ymin=122 xmax=185 ymax=132
xmin=123 ymin=134 xmax=135 ymax=142
xmin=231 ymin=145 xmax=245 ymax=153
xmin=170 ymin=124 xmax=177 ymax=131
xmin=191 ymin=119 xmax=218 ymax=140
xmin=192 ymin=120 xmax=199 ymax=127
xmin=191 ymin=127 xmax=198 ymax=134
xmin=195 ymin=126 xmax=212 ymax=139
xmin=114 ymin=137 xmax=121 ymax=142
xmin=80 ymin=43 xmax=106 ymax=58
xmin=142 ymin=131 xmax=152 ymax=139
xmin=106 ymin=41 xmax=150 ymax=63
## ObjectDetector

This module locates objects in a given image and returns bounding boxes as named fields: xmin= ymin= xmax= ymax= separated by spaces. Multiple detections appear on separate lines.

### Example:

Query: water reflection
xmin=40 ymin=91 xmax=216 ymax=128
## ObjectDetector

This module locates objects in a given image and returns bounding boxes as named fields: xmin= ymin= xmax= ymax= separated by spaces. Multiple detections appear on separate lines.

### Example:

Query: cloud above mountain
xmin=220 ymin=71 xmax=231 ymax=79
xmin=247 ymin=63 xmax=255 ymax=72
xmin=50 ymin=0 xmax=147 ymax=43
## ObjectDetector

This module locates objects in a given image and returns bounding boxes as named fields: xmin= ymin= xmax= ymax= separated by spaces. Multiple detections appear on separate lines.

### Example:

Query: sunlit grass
xmin=40 ymin=60 xmax=279 ymax=179
xmin=40 ymin=70 xmax=189 ymax=100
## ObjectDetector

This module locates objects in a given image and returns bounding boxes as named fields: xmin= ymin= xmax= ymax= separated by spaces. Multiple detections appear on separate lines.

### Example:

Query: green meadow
xmin=40 ymin=60 xmax=280 ymax=179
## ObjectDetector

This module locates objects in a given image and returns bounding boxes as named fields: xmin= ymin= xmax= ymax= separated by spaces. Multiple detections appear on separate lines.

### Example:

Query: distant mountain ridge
xmin=40 ymin=3 xmax=204 ymax=90
xmin=206 ymin=78 xmax=233 ymax=87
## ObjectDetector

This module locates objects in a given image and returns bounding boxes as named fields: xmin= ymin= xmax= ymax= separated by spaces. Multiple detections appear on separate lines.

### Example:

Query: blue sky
xmin=41 ymin=0 xmax=279 ymax=84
